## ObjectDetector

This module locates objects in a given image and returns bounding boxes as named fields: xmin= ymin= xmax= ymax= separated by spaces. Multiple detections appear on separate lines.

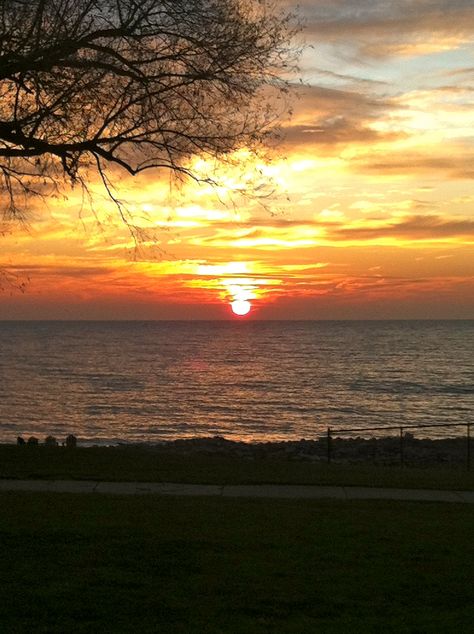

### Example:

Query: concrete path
xmin=1 ymin=479 xmax=474 ymax=503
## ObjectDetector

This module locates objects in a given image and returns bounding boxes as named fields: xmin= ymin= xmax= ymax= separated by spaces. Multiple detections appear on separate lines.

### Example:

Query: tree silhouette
xmin=0 ymin=0 xmax=297 ymax=221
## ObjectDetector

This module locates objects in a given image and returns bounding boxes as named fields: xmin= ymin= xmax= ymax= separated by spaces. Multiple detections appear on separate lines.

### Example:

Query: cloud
xmin=282 ymin=119 xmax=398 ymax=148
xmin=445 ymin=67 xmax=474 ymax=77
xmin=308 ymin=68 xmax=389 ymax=86
xmin=291 ymin=0 xmax=474 ymax=59
xmin=355 ymin=153 xmax=474 ymax=180
xmin=290 ymin=85 xmax=390 ymax=121
xmin=9 ymin=264 xmax=115 ymax=278
xmin=329 ymin=214 xmax=474 ymax=241
xmin=281 ymin=84 xmax=400 ymax=150
xmin=166 ymin=211 xmax=474 ymax=251
xmin=191 ymin=224 xmax=320 ymax=250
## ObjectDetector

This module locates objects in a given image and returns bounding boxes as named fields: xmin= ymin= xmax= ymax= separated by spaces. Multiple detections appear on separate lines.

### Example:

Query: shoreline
xmin=6 ymin=434 xmax=472 ymax=466
xmin=135 ymin=435 xmax=472 ymax=466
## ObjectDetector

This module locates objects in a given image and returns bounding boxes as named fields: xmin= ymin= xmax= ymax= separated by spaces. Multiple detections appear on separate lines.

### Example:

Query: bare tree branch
xmin=0 ymin=0 xmax=299 ymax=221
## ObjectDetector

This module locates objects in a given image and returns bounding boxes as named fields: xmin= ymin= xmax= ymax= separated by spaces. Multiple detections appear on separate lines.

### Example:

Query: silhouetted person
xmin=17 ymin=436 xmax=25 ymax=445
xmin=27 ymin=436 xmax=38 ymax=445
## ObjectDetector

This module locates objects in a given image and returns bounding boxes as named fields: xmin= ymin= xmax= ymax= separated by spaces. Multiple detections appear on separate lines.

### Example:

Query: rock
xmin=108 ymin=433 xmax=469 ymax=467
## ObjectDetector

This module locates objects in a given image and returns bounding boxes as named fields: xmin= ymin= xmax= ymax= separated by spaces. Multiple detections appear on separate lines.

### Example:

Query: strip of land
xmin=1 ymin=478 xmax=474 ymax=503
xmin=3 ymin=444 xmax=474 ymax=491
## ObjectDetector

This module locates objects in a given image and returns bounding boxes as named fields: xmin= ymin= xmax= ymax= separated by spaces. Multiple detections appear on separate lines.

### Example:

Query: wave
xmin=350 ymin=379 xmax=474 ymax=396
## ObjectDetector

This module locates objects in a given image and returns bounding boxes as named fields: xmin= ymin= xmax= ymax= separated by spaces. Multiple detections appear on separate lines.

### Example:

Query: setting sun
xmin=231 ymin=299 xmax=251 ymax=316
xmin=2 ymin=2 xmax=473 ymax=632
xmin=1 ymin=0 xmax=474 ymax=323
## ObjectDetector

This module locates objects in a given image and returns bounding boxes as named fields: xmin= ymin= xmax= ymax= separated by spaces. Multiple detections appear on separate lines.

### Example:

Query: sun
xmin=231 ymin=299 xmax=251 ymax=316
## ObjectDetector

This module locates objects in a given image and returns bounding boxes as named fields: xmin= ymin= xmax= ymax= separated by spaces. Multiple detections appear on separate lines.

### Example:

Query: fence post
xmin=400 ymin=426 xmax=404 ymax=466
xmin=327 ymin=427 xmax=332 ymax=464
xmin=467 ymin=423 xmax=471 ymax=471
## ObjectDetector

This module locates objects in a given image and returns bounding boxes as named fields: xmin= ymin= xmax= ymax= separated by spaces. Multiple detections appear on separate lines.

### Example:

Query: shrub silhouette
xmin=65 ymin=434 xmax=77 ymax=448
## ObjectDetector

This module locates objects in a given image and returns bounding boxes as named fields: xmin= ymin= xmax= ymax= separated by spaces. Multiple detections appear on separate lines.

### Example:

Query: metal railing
xmin=325 ymin=422 xmax=472 ymax=468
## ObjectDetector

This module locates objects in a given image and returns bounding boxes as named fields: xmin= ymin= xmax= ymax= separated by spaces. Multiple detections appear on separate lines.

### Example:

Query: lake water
xmin=0 ymin=320 xmax=473 ymax=445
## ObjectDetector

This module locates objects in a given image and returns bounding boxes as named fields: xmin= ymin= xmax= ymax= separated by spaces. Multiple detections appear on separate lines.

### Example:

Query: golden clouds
xmin=181 ymin=212 xmax=474 ymax=251
xmin=328 ymin=215 xmax=474 ymax=244
xmin=280 ymin=85 xmax=398 ymax=154
xmin=2 ymin=1 xmax=474 ymax=318
xmin=293 ymin=0 xmax=474 ymax=59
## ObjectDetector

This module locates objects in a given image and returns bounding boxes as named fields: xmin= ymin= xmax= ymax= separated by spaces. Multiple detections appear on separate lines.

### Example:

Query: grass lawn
xmin=1 ymin=445 xmax=474 ymax=490
xmin=1 ymin=492 xmax=473 ymax=633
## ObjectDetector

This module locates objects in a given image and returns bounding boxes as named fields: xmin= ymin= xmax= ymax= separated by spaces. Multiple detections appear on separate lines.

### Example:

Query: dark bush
xmin=65 ymin=434 xmax=77 ymax=448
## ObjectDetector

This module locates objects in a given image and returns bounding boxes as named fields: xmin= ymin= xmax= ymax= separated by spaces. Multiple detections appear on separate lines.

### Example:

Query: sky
xmin=1 ymin=0 xmax=474 ymax=320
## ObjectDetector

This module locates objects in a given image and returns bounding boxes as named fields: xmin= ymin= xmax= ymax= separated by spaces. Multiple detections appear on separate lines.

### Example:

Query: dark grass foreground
xmin=2 ymin=445 xmax=474 ymax=490
xmin=1 ymin=493 xmax=474 ymax=633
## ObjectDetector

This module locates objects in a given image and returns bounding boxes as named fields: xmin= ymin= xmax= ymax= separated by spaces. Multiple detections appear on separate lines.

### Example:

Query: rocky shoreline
xmin=11 ymin=432 xmax=472 ymax=467
xmin=126 ymin=433 xmax=471 ymax=467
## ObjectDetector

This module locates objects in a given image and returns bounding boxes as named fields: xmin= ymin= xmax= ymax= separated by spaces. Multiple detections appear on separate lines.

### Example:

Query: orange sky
xmin=1 ymin=0 xmax=474 ymax=319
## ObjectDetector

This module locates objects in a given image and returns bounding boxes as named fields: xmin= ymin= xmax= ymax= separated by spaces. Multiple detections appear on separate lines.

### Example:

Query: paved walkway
xmin=1 ymin=479 xmax=474 ymax=503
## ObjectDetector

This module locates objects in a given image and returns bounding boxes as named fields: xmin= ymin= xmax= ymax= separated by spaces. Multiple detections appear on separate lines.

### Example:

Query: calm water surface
xmin=0 ymin=321 xmax=473 ymax=444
